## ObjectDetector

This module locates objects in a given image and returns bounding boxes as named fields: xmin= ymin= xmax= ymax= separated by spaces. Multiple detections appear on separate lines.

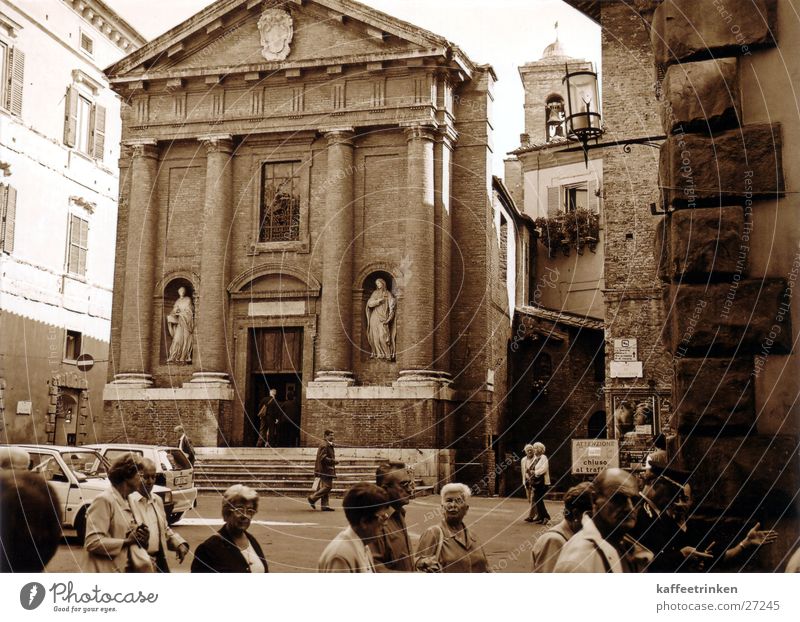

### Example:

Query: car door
xmin=28 ymin=451 xmax=72 ymax=527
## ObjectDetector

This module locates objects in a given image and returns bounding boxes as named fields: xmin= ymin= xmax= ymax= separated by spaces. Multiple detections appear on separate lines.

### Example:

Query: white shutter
xmin=91 ymin=104 xmax=106 ymax=160
xmin=587 ymin=179 xmax=600 ymax=213
xmin=64 ymin=86 xmax=78 ymax=147
xmin=2 ymin=185 xmax=17 ymax=253
xmin=6 ymin=47 xmax=24 ymax=116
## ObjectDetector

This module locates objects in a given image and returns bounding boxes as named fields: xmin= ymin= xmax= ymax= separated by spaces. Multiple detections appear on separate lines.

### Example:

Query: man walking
xmin=128 ymin=458 xmax=190 ymax=572
xmin=318 ymin=483 xmax=389 ymax=572
xmin=554 ymin=468 xmax=649 ymax=573
xmin=308 ymin=429 xmax=337 ymax=511
xmin=256 ymin=388 xmax=279 ymax=447
xmin=174 ymin=425 xmax=195 ymax=465
xmin=370 ymin=461 xmax=415 ymax=571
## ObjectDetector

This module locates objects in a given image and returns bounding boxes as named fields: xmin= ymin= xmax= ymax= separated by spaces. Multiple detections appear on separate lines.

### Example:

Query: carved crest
xmin=258 ymin=9 xmax=293 ymax=61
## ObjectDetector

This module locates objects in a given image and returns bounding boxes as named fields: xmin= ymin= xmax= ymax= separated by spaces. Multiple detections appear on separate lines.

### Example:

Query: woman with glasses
xmin=415 ymin=483 xmax=491 ymax=572
xmin=191 ymin=484 xmax=268 ymax=573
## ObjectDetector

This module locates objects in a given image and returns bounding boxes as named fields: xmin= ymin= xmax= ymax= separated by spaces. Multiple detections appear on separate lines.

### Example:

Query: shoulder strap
xmin=589 ymin=540 xmax=613 ymax=573
xmin=434 ymin=525 xmax=446 ymax=561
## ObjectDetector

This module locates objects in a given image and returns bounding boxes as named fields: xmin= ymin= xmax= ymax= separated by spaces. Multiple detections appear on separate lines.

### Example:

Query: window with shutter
xmin=0 ymin=184 xmax=16 ymax=253
xmin=64 ymin=86 xmax=79 ymax=147
xmin=91 ymin=104 xmax=106 ymax=160
xmin=587 ymin=179 xmax=600 ymax=213
xmin=6 ymin=47 xmax=24 ymax=116
xmin=67 ymin=214 xmax=89 ymax=277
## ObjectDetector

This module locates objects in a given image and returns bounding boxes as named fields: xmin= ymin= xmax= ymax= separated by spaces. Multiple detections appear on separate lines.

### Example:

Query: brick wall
xmin=600 ymin=1 xmax=673 ymax=416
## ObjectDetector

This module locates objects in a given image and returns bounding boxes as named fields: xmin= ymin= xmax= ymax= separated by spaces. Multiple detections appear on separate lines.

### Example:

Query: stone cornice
xmin=403 ymin=122 xmax=437 ymax=142
xmin=122 ymin=139 xmax=158 ymax=159
xmin=62 ymin=0 xmax=146 ymax=52
xmin=322 ymin=128 xmax=355 ymax=146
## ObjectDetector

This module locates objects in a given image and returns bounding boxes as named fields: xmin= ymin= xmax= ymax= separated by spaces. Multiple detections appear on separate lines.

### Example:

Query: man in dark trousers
xmin=308 ymin=429 xmax=337 ymax=511
xmin=256 ymin=388 xmax=279 ymax=447
xmin=175 ymin=425 xmax=195 ymax=465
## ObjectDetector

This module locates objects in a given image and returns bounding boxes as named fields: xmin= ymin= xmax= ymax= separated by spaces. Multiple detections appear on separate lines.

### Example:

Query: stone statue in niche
xmin=258 ymin=9 xmax=293 ymax=61
xmin=366 ymin=278 xmax=396 ymax=361
xmin=166 ymin=286 xmax=194 ymax=363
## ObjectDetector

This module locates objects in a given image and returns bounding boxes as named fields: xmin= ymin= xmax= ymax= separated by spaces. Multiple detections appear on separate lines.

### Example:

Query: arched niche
xmin=160 ymin=278 xmax=195 ymax=365
xmin=358 ymin=271 xmax=397 ymax=379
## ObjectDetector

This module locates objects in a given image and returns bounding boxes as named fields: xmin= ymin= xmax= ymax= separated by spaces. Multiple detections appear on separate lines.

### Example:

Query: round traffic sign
xmin=75 ymin=353 xmax=94 ymax=372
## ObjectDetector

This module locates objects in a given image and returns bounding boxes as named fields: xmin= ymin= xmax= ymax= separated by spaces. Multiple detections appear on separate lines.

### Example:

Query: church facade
xmin=102 ymin=0 xmax=508 ymax=487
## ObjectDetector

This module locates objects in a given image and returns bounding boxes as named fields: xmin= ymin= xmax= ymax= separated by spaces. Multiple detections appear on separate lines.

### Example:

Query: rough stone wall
xmin=648 ymin=0 xmax=797 ymax=570
xmin=600 ymin=1 xmax=673 ymax=416
xmin=507 ymin=325 xmax=604 ymax=493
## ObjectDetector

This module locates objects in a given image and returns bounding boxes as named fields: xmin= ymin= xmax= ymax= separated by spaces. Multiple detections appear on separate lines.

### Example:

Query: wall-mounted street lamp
xmin=561 ymin=64 xmax=665 ymax=167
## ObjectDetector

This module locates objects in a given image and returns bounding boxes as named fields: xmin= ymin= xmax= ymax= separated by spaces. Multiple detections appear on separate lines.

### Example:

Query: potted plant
xmin=563 ymin=208 xmax=600 ymax=254
xmin=534 ymin=217 xmax=565 ymax=258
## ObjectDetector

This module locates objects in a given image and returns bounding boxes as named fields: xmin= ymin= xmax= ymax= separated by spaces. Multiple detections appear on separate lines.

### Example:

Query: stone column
xmin=114 ymin=140 xmax=159 ymax=386
xmin=191 ymin=135 xmax=234 ymax=386
xmin=314 ymin=128 xmax=355 ymax=385
xmin=433 ymin=127 xmax=456 ymax=378
xmin=396 ymin=123 xmax=437 ymax=383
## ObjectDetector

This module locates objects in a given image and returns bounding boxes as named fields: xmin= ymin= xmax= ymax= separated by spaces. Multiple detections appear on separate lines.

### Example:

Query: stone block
xmin=662 ymin=58 xmax=740 ymax=134
xmin=674 ymin=357 xmax=755 ymax=434
xmin=668 ymin=206 xmax=746 ymax=281
xmin=652 ymin=0 xmax=777 ymax=66
xmin=677 ymin=434 xmax=799 ymax=518
xmin=659 ymin=124 xmax=784 ymax=209
xmin=664 ymin=278 xmax=790 ymax=355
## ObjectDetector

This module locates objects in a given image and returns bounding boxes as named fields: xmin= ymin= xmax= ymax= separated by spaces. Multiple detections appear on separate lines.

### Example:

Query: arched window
xmin=545 ymin=95 xmax=566 ymax=141
xmin=588 ymin=410 xmax=608 ymax=439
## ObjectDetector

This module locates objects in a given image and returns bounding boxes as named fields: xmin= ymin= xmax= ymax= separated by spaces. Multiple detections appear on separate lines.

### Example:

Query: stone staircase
xmin=193 ymin=448 xmax=435 ymax=497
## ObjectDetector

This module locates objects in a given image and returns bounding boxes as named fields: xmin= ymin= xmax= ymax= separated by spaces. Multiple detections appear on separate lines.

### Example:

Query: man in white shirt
xmin=129 ymin=458 xmax=189 ymax=572
xmin=318 ymin=483 xmax=389 ymax=572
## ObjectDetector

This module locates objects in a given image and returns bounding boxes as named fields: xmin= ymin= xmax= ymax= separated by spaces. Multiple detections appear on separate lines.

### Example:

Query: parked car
xmin=10 ymin=444 xmax=174 ymax=543
xmin=86 ymin=443 xmax=197 ymax=524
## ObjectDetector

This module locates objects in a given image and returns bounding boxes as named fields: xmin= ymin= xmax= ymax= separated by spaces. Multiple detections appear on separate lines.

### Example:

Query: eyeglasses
xmin=228 ymin=506 xmax=257 ymax=516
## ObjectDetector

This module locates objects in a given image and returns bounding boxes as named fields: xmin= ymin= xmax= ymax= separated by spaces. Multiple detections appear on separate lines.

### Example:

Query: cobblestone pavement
xmin=47 ymin=494 xmax=564 ymax=573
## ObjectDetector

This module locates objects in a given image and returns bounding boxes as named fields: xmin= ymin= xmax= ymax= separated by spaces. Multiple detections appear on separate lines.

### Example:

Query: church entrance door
xmin=246 ymin=328 xmax=303 ymax=447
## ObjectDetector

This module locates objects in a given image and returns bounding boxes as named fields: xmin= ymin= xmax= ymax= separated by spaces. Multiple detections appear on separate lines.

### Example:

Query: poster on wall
xmin=612 ymin=394 xmax=658 ymax=471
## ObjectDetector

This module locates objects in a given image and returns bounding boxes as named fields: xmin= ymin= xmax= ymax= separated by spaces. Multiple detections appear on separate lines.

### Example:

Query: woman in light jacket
xmin=528 ymin=442 xmax=551 ymax=524
xmin=82 ymin=453 xmax=150 ymax=572
xmin=520 ymin=444 xmax=535 ymax=506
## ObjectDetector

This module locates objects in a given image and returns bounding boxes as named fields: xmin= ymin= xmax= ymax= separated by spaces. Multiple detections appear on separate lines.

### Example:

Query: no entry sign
xmin=75 ymin=353 xmax=94 ymax=372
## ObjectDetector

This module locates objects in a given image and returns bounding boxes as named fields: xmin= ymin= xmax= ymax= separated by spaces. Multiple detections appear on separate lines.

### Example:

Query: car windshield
xmin=60 ymin=450 xmax=108 ymax=478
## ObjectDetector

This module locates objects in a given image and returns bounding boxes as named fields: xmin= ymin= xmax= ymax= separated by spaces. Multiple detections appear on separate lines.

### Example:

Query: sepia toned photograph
xmin=0 ymin=1 xmax=798 ymax=611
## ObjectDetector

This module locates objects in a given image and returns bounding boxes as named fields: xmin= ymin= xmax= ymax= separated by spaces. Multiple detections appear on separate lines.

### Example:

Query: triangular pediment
xmin=106 ymin=0 xmax=469 ymax=81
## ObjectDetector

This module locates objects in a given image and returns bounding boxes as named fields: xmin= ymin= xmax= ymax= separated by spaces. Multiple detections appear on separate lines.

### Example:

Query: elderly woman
xmin=520 ymin=444 xmax=535 ymax=505
xmin=191 ymin=484 xmax=268 ymax=573
xmin=525 ymin=442 xmax=551 ymax=524
xmin=415 ymin=483 xmax=491 ymax=573
xmin=83 ymin=453 xmax=151 ymax=572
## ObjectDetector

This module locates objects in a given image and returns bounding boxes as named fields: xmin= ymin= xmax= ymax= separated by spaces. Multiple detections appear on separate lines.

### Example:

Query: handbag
xmin=126 ymin=543 xmax=155 ymax=573
xmin=311 ymin=477 xmax=321 ymax=492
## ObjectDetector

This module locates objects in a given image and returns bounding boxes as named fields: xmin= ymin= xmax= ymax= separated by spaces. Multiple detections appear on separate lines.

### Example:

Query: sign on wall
xmin=612 ymin=393 xmax=659 ymax=471
xmin=571 ymin=439 xmax=619 ymax=475
xmin=613 ymin=338 xmax=638 ymax=361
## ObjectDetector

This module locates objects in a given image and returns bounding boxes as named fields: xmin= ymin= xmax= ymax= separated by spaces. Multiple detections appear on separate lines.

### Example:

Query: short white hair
xmin=523 ymin=444 xmax=534 ymax=453
xmin=533 ymin=442 xmax=546 ymax=453
xmin=222 ymin=484 xmax=259 ymax=506
xmin=440 ymin=482 xmax=471 ymax=501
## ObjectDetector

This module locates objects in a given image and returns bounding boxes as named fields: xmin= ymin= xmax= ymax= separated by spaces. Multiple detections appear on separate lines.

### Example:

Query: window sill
xmin=249 ymin=240 xmax=309 ymax=255
xmin=63 ymin=272 xmax=88 ymax=284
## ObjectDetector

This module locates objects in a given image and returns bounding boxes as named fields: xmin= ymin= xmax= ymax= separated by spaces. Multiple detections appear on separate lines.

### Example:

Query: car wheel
xmin=75 ymin=508 xmax=87 ymax=545
xmin=167 ymin=512 xmax=183 ymax=525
